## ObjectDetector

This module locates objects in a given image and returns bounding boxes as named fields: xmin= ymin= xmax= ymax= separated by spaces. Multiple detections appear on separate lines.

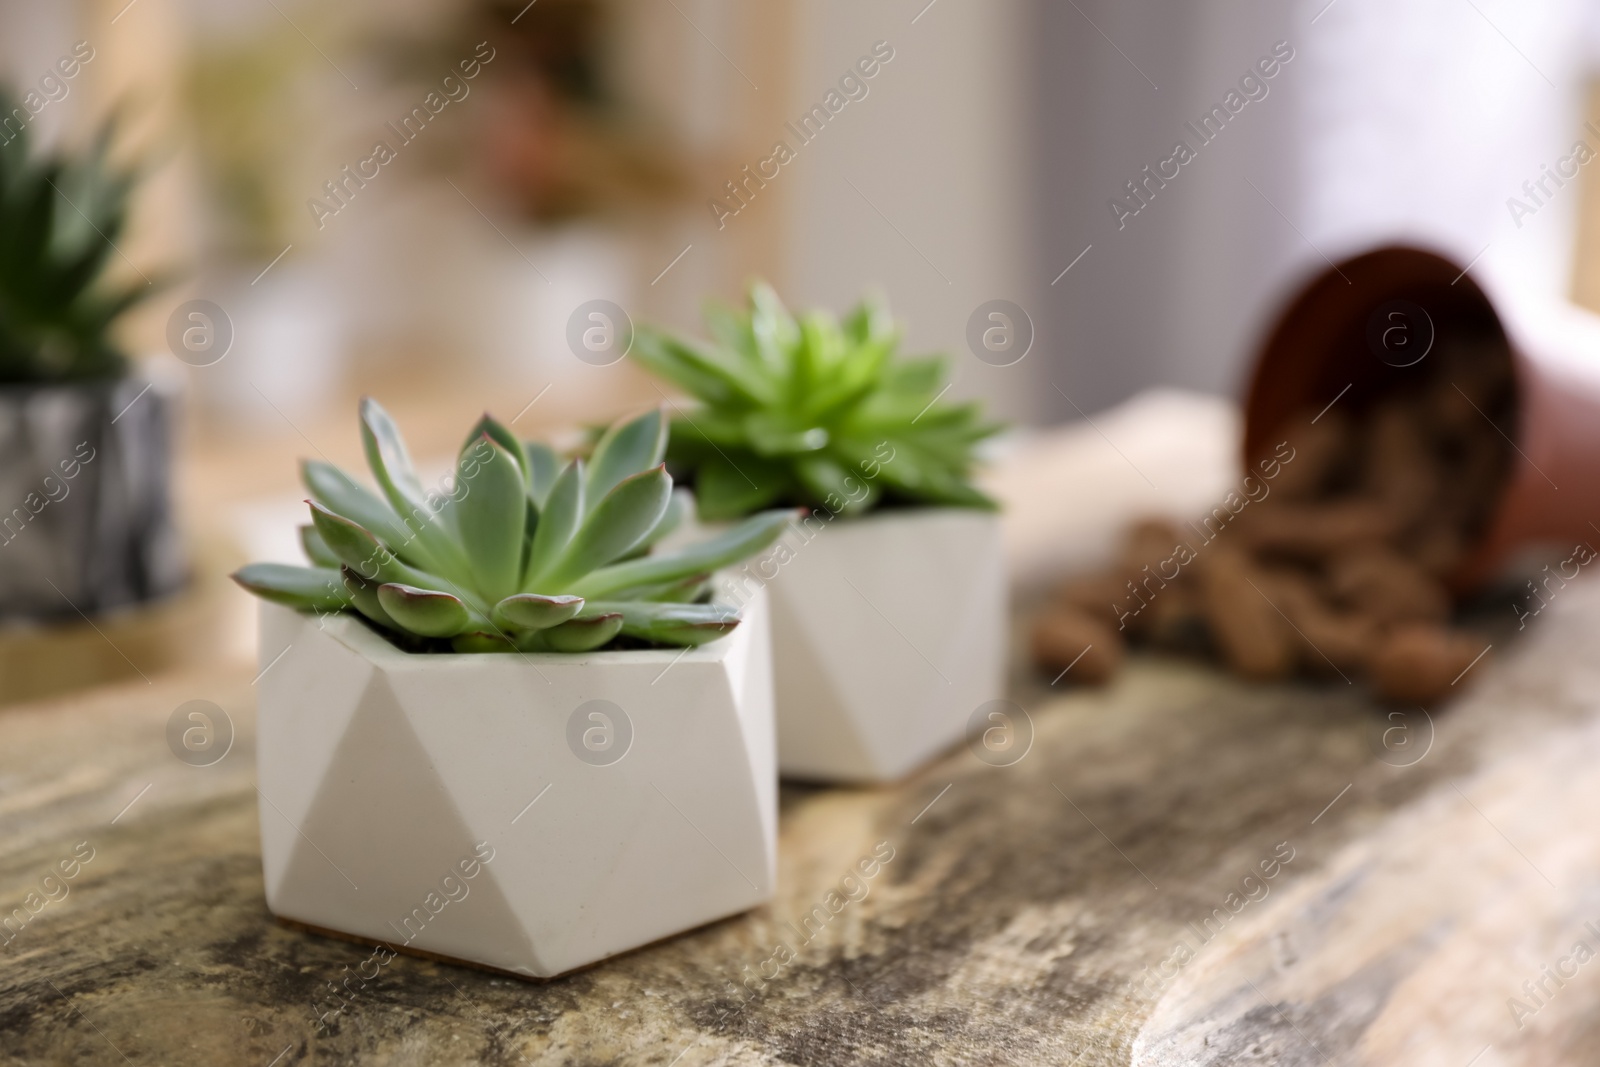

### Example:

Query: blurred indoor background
xmin=5 ymin=0 xmax=1600 ymax=664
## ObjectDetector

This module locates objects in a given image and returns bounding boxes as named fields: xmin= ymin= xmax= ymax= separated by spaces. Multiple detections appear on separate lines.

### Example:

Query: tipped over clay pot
xmin=1243 ymin=244 xmax=1600 ymax=592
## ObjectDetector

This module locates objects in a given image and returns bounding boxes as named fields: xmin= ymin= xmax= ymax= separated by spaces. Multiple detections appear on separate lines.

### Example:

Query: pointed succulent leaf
xmin=523 ymin=458 xmax=585 ymax=588
xmin=308 ymin=501 xmax=457 ymax=593
xmin=231 ymin=563 xmax=349 ymax=611
xmin=464 ymin=413 xmax=525 ymax=475
xmin=585 ymin=406 xmax=667 ymax=506
xmin=453 ymin=435 xmax=528 ymax=601
xmin=623 ymin=488 xmax=691 ymax=559
xmin=620 ymin=572 xmax=711 ymax=603
xmin=524 ymin=441 xmax=562 ymax=509
xmin=492 ymin=592 xmax=585 ymax=631
xmin=340 ymin=567 xmax=402 ymax=631
xmin=541 ymin=612 xmax=625 ymax=652
xmin=632 ymin=330 xmax=773 ymax=406
xmin=542 ymin=465 xmax=671 ymax=587
xmin=309 ymin=501 xmax=392 ymax=578
xmin=299 ymin=524 xmax=340 ymax=568
xmin=377 ymin=583 xmax=472 ymax=637
xmin=359 ymin=397 xmax=468 ymax=576
xmin=631 ymin=329 xmax=742 ymax=407
xmin=300 ymin=459 xmax=436 ymax=569
xmin=587 ymin=601 xmax=740 ymax=645
xmin=570 ymin=508 xmax=795 ymax=599
xmin=359 ymin=396 xmax=424 ymax=504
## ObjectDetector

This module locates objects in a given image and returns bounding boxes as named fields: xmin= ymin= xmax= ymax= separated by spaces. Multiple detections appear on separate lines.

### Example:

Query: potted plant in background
xmin=233 ymin=401 xmax=792 ymax=978
xmin=634 ymin=283 xmax=1007 ymax=782
xmin=0 ymin=92 xmax=184 ymax=621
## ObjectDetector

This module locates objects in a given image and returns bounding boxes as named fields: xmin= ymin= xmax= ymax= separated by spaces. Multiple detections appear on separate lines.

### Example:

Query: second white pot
xmin=726 ymin=508 xmax=1007 ymax=782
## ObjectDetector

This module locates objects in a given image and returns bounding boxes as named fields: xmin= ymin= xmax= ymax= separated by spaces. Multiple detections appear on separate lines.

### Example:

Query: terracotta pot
xmin=1242 ymin=244 xmax=1600 ymax=592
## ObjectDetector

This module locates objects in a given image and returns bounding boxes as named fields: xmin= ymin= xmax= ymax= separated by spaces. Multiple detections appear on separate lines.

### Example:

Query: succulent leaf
xmin=300 ymin=459 xmax=436 ymax=571
xmin=625 ymin=488 xmax=691 ymax=559
xmin=522 ymin=458 xmax=585 ymax=588
xmin=376 ymin=583 xmax=472 ymax=638
xmin=308 ymin=501 xmax=456 ymax=595
xmin=626 ymin=572 xmax=711 ymax=603
xmin=570 ymin=509 xmax=794 ymax=599
xmin=464 ymin=413 xmax=526 ymax=476
xmin=492 ymin=592 xmax=584 ymax=631
xmin=585 ymin=406 xmax=667 ymax=506
xmin=632 ymin=331 xmax=765 ymax=408
xmin=542 ymin=465 xmax=671 ymax=588
xmin=341 ymin=567 xmax=402 ymax=631
xmin=231 ymin=563 xmax=349 ymax=611
xmin=524 ymin=441 xmax=562 ymax=509
xmin=453 ymin=436 xmax=528 ymax=601
xmin=359 ymin=396 xmax=425 ymax=505
xmin=540 ymin=612 xmax=625 ymax=652
xmin=587 ymin=600 xmax=739 ymax=645
xmin=299 ymin=524 xmax=340 ymax=568
xmin=359 ymin=397 xmax=468 ymax=575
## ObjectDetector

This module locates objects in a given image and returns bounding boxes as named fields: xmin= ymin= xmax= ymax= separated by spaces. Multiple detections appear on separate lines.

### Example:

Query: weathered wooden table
xmin=3 ymin=565 xmax=1598 ymax=1065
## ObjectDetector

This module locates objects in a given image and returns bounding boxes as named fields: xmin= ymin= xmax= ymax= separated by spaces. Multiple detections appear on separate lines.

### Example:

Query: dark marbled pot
xmin=0 ymin=375 xmax=185 ymax=620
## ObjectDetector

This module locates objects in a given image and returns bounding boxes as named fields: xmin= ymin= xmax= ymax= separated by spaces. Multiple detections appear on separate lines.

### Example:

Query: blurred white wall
xmin=780 ymin=0 xmax=1039 ymax=422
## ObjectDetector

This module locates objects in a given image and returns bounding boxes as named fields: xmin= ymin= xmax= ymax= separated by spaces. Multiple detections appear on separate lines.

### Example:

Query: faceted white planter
xmin=748 ymin=508 xmax=1007 ymax=782
xmin=253 ymin=589 xmax=776 ymax=979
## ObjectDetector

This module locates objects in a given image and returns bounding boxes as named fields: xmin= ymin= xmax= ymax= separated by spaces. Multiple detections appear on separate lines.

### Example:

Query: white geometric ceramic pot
xmin=253 ymin=587 xmax=776 ymax=979
xmin=731 ymin=508 xmax=1007 ymax=782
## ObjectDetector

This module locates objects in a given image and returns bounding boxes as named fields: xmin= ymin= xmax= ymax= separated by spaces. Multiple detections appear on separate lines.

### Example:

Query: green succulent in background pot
xmin=239 ymin=400 xmax=786 ymax=978
xmin=0 ymin=90 xmax=184 ymax=623
xmin=634 ymin=283 xmax=1009 ymax=783
xmin=634 ymin=281 xmax=1002 ymax=520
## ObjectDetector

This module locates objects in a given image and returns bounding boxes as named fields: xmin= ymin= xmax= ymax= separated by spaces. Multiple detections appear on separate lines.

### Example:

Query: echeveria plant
xmin=632 ymin=282 xmax=1002 ymax=520
xmin=232 ymin=400 xmax=792 ymax=652
xmin=0 ymin=90 xmax=152 ymax=383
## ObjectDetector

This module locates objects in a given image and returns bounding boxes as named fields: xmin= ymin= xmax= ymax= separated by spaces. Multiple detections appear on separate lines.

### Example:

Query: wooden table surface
xmin=3 ymin=563 xmax=1600 ymax=1065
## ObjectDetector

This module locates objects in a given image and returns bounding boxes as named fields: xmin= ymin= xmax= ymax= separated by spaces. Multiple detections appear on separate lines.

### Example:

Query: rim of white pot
xmin=301 ymin=600 xmax=752 ymax=668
